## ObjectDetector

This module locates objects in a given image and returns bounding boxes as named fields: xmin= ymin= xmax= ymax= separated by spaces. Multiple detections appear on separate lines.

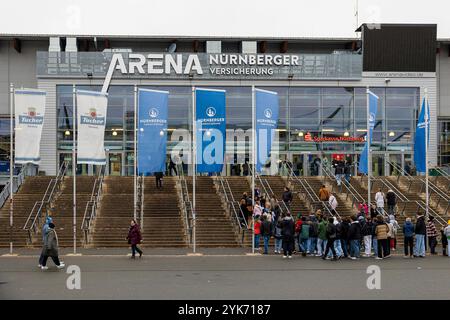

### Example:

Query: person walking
xmin=155 ymin=172 xmax=163 ymax=189
xmin=318 ymin=185 xmax=330 ymax=202
xmin=322 ymin=217 xmax=338 ymax=260
xmin=328 ymin=194 xmax=338 ymax=216
xmin=340 ymin=217 xmax=350 ymax=258
xmin=127 ymin=219 xmax=143 ymax=258
xmin=426 ymin=216 xmax=438 ymax=255
xmin=344 ymin=161 xmax=351 ymax=184
xmin=168 ymin=158 xmax=178 ymax=176
xmin=347 ymin=215 xmax=361 ymax=260
xmin=403 ymin=217 xmax=415 ymax=258
xmin=261 ymin=215 xmax=272 ymax=255
xmin=281 ymin=213 xmax=295 ymax=259
xmin=386 ymin=189 xmax=396 ymax=215
xmin=443 ymin=220 xmax=450 ymax=257
xmin=308 ymin=215 xmax=319 ymax=255
xmin=362 ymin=217 xmax=373 ymax=257
xmin=274 ymin=217 xmax=283 ymax=254
xmin=375 ymin=188 xmax=385 ymax=215
xmin=282 ymin=187 xmax=293 ymax=211
xmin=317 ymin=216 xmax=328 ymax=257
xmin=40 ymin=223 xmax=65 ymax=270
xmin=374 ymin=215 xmax=390 ymax=260
xmin=38 ymin=216 xmax=53 ymax=268
xmin=414 ymin=213 xmax=426 ymax=258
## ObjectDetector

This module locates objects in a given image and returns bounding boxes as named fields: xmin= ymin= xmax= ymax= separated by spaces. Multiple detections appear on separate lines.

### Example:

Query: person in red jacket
xmin=127 ymin=219 xmax=143 ymax=259
xmin=254 ymin=217 xmax=262 ymax=251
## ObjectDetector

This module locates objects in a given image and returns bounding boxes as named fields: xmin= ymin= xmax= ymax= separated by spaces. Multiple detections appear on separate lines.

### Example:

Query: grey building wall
xmin=0 ymin=39 xmax=48 ymax=115
xmin=438 ymin=44 xmax=450 ymax=118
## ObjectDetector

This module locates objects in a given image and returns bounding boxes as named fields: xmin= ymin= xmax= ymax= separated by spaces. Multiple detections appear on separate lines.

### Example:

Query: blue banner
xmin=138 ymin=88 xmax=169 ymax=175
xmin=195 ymin=88 xmax=226 ymax=173
xmin=358 ymin=91 xmax=379 ymax=174
xmin=255 ymin=89 xmax=279 ymax=173
xmin=414 ymin=97 xmax=430 ymax=173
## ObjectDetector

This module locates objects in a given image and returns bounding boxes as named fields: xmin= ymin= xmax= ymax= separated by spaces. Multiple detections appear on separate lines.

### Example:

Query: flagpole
xmin=192 ymin=86 xmax=196 ymax=254
xmin=72 ymin=84 xmax=77 ymax=254
xmin=134 ymin=85 xmax=137 ymax=221
xmin=9 ymin=83 xmax=14 ymax=255
xmin=366 ymin=86 xmax=371 ymax=208
xmin=425 ymin=88 xmax=429 ymax=219
xmin=251 ymin=85 xmax=255 ymax=254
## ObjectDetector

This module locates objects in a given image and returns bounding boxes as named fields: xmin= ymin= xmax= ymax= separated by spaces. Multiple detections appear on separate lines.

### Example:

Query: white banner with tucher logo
xmin=14 ymin=89 xmax=46 ymax=164
xmin=76 ymin=90 xmax=108 ymax=165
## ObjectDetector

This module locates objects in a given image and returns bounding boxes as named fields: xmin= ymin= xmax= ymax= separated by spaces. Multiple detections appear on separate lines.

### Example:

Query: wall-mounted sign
xmin=304 ymin=132 xmax=365 ymax=143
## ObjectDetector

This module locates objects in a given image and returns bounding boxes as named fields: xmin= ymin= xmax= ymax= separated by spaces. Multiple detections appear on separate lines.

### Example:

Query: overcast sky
xmin=1 ymin=0 xmax=449 ymax=39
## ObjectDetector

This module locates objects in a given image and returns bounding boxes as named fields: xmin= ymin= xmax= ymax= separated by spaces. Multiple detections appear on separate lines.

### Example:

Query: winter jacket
xmin=254 ymin=221 xmax=261 ymax=235
xmin=319 ymin=188 xmax=330 ymax=201
xmin=341 ymin=221 xmax=350 ymax=240
xmin=282 ymin=191 xmax=293 ymax=203
xmin=300 ymin=224 xmax=310 ymax=240
xmin=386 ymin=191 xmax=396 ymax=206
xmin=403 ymin=221 xmax=415 ymax=238
xmin=281 ymin=217 xmax=295 ymax=240
xmin=274 ymin=221 xmax=283 ymax=240
xmin=318 ymin=220 xmax=328 ymax=240
xmin=42 ymin=228 xmax=59 ymax=257
xmin=309 ymin=221 xmax=319 ymax=237
xmin=375 ymin=192 xmax=385 ymax=208
xmin=375 ymin=223 xmax=389 ymax=240
xmin=426 ymin=221 xmax=438 ymax=237
xmin=325 ymin=223 xmax=337 ymax=240
xmin=347 ymin=221 xmax=362 ymax=241
xmin=127 ymin=224 xmax=142 ymax=245
xmin=387 ymin=223 xmax=394 ymax=238
xmin=335 ymin=222 xmax=343 ymax=239
xmin=328 ymin=195 xmax=338 ymax=210
xmin=415 ymin=216 xmax=426 ymax=235
xmin=361 ymin=221 xmax=373 ymax=237
xmin=42 ymin=216 xmax=53 ymax=242
xmin=261 ymin=220 xmax=272 ymax=236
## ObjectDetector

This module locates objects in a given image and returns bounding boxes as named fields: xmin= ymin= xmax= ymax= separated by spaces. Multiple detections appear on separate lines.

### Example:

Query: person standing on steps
xmin=155 ymin=171 xmax=163 ymax=189
xmin=375 ymin=188 xmax=385 ymax=215
xmin=127 ymin=219 xmax=143 ymax=259
xmin=319 ymin=185 xmax=330 ymax=202
xmin=261 ymin=214 xmax=272 ymax=255
xmin=414 ymin=213 xmax=426 ymax=258
xmin=403 ymin=217 xmax=415 ymax=258
xmin=282 ymin=187 xmax=293 ymax=211
xmin=386 ymin=189 xmax=396 ymax=215
xmin=426 ymin=216 xmax=438 ymax=255
xmin=328 ymin=194 xmax=338 ymax=216
xmin=168 ymin=158 xmax=178 ymax=176
xmin=281 ymin=212 xmax=295 ymax=259
xmin=38 ymin=215 xmax=53 ymax=268
xmin=40 ymin=223 xmax=65 ymax=270
xmin=322 ymin=217 xmax=338 ymax=260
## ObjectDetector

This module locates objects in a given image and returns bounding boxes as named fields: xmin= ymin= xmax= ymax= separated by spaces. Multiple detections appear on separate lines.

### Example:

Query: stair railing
xmin=216 ymin=175 xmax=247 ymax=245
xmin=369 ymin=176 xmax=408 ymax=217
xmin=177 ymin=164 xmax=193 ymax=246
xmin=81 ymin=165 xmax=105 ymax=245
xmin=433 ymin=167 xmax=450 ymax=192
xmin=285 ymin=162 xmax=338 ymax=218
xmin=0 ymin=164 xmax=28 ymax=209
xmin=23 ymin=161 xmax=68 ymax=244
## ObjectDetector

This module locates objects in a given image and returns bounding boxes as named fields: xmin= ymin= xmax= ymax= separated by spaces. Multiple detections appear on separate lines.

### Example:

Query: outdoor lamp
xmin=389 ymin=131 xmax=395 ymax=137
xmin=112 ymin=131 xmax=118 ymax=136
xmin=344 ymin=131 xmax=350 ymax=137
xmin=64 ymin=130 xmax=70 ymax=136
xmin=298 ymin=131 xmax=304 ymax=137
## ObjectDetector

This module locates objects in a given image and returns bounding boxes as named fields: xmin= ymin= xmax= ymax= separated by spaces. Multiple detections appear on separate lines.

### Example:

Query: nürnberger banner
xmin=14 ymin=89 xmax=46 ymax=165
xmin=76 ymin=90 xmax=108 ymax=165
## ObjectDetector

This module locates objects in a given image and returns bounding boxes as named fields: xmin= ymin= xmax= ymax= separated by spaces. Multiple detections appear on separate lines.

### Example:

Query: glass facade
xmin=438 ymin=120 xmax=450 ymax=166
xmin=56 ymin=85 xmax=420 ymax=175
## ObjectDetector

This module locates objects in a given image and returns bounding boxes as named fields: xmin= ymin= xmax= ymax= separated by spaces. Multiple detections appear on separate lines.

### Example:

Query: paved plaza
xmin=1 ymin=249 xmax=449 ymax=300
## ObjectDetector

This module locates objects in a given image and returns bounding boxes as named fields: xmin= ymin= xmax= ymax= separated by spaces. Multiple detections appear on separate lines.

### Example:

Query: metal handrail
xmin=177 ymin=164 xmax=193 ymax=245
xmin=224 ymin=178 xmax=248 ymax=229
xmin=0 ymin=165 xmax=28 ymax=208
xmin=285 ymin=162 xmax=338 ymax=218
xmin=369 ymin=176 xmax=408 ymax=216
xmin=23 ymin=161 xmax=68 ymax=243
xmin=433 ymin=167 xmax=450 ymax=192
xmin=81 ymin=166 xmax=105 ymax=244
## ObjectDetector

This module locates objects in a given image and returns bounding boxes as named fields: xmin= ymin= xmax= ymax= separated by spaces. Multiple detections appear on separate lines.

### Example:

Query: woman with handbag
xmin=127 ymin=219 xmax=143 ymax=259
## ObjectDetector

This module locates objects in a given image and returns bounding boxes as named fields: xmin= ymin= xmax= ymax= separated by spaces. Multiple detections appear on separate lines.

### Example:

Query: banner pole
xmin=425 ymin=88 xmax=429 ymax=219
xmin=366 ymin=86 xmax=371 ymax=208
xmin=251 ymin=85 xmax=255 ymax=254
xmin=192 ymin=86 xmax=196 ymax=254
xmin=9 ymin=83 xmax=14 ymax=255
xmin=134 ymin=85 xmax=137 ymax=221
xmin=72 ymin=84 xmax=77 ymax=254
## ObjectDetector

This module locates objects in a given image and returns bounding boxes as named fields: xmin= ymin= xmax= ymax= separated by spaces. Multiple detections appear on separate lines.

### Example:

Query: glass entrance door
xmin=107 ymin=152 xmax=123 ymax=176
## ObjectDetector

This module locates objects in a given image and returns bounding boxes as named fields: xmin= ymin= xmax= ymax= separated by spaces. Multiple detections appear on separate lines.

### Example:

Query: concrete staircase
xmin=0 ymin=176 xmax=54 ymax=248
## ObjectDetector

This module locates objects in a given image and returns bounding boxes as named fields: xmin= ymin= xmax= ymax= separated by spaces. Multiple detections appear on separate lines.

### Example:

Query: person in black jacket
xmin=414 ymin=214 xmax=426 ymax=257
xmin=281 ymin=213 xmax=295 ymax=259
xmin=347 ymin=215 xmax=361 ymax=259
xmin=282 ymin=187 xmax=293 ymax=210
xmin=340 ymin=217 xmax=350 ymax=258
xmin=322 ymin=217 xmax=338 ymax=260
xmin=261 ymin=215 xmax=272 ymax=255
xmin=155 ymin=172 xmax=163 ymax=189
xmin=386 ymin=190 xmax=396 ymax=215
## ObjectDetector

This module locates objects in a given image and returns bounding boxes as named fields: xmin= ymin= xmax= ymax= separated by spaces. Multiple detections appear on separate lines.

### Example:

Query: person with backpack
xmin=362 ymin=217 xmax=373 ymax=257
xmin=127 ymin=219 xmax=143 ymax=259
xmin=299 ymin=217 xmax=310 ymax=256
xmin=308 ymin=214 xmax=319 ymax=255
xmin=347 ymin=215 xmax=361 ymax=260
xmin=40 ymin=222 xmax=65 ymax=270
xmin=281 ymin=213 xmax=295 ymax=259
xmin=274 ymin=217 xmax=283 ymax=254
xmin=375 ymin=215 xmax=390 ymax=259
xmin=261 ymin=215 xmax=272 ymax=255
xmin=322 ymin=217 xmax=338 ymax=260
xmin=403 ymin=217 xmax=415 ymax=258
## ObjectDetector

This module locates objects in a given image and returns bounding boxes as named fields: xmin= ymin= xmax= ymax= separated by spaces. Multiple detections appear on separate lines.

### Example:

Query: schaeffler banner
xmin=195 ymin=88 xmax=226 ymax=173
xmin=255 ymin=88 xmax=279 ymax=173
xmin=76 ymin=90 xmax=108 ymax=165
xmin=14 ymin=89 xmax=46 ymax=164
xmin=137 ymin=88 xmax=169 ymax=175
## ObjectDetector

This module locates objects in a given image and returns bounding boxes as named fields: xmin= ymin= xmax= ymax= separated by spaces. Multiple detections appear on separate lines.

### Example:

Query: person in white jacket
xmin=375 ymin=188 xmax=385 ymax=215
xmin=328 ymin=194 xmax=338 ymax=216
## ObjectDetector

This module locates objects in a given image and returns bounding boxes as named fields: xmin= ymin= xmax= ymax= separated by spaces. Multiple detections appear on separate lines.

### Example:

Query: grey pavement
xmin=1 ymin=250 xmax=450 ymax=300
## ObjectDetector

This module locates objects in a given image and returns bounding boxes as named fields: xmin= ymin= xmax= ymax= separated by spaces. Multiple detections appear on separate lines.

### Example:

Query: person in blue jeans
xmin=414 ymin=214 xmax=426 ymax=257
xmin=261 ymin=214 xmax=272 ymax=254
xmin=347 ymin=215 xmax=362 ymax=259
xmin=340 ymin=217 xmax=350 ymax=258
xmin=299 ymin=217 xmax=310 ymax=255
xmin=308 ymin=215 xmax=319 ymax=254
xmin=274 ymin=218 xmax=283 ymax=254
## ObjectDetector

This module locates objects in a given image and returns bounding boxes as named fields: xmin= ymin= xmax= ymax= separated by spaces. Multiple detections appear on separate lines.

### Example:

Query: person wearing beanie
xmin=40 ymin=222 xmax=65 ymax=270
xmin=38 ymin=215 xmax=53 ymax=268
